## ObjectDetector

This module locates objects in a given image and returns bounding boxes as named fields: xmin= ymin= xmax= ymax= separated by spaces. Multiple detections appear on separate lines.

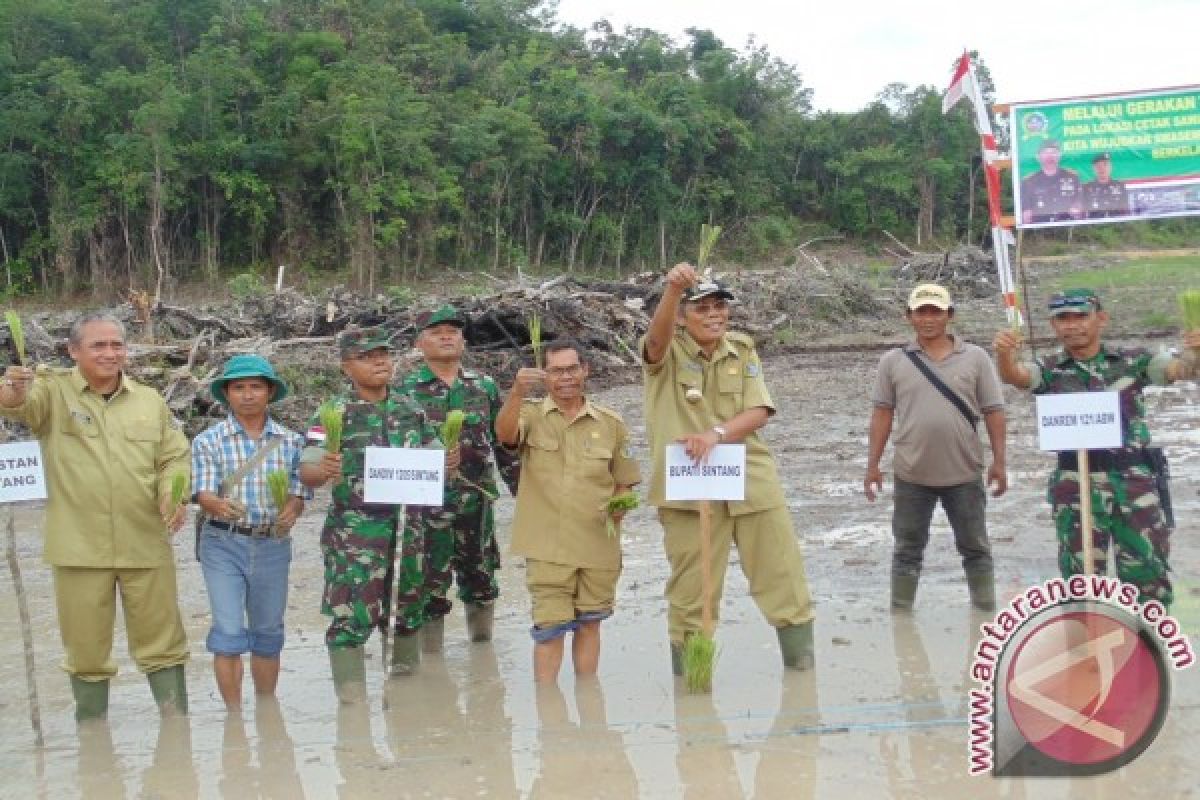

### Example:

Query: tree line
xmin=0 ymin=0 xmax=1043 ymax=299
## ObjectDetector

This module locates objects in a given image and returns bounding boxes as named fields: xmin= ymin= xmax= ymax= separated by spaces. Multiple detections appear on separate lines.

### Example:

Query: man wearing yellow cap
xmin=865 ymin=284 xmax=1007 ymax=611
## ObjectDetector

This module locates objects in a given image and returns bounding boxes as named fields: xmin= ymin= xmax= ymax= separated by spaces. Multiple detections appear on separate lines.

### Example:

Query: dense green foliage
xmin=0 ymin=0 xmax=1063 ymax=298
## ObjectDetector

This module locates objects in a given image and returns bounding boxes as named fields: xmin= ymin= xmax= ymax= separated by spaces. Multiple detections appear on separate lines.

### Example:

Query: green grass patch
xmin=1047 ymin=255 xmax=1200 ymax=291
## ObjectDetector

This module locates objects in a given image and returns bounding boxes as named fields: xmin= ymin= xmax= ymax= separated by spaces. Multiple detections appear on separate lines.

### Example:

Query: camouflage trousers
xmin=1049 ymin=465 xmax=1172 ymax=606
xmin=423 ymin=485 xmax=500 ymax=619
xmin=321 ymin=512 xmax=426 ymax=649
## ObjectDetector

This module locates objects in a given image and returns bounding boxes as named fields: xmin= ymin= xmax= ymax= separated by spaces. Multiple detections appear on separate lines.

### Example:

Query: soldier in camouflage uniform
xmin=397 ymin=305 xmax=520 ymax=651
xmin=300 ymin=327 xmax=456 ymax=701
xmin=995 ymin=289 xmax=1200 ymax=607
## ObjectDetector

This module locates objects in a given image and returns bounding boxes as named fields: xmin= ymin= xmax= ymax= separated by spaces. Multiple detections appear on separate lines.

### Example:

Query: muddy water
xmin=0 ymin=350 xmax=1196 ymax=799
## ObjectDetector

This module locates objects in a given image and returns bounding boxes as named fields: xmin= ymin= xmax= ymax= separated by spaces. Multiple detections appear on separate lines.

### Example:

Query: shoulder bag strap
xmin=903 ymin=349 xmax=979 ymax=432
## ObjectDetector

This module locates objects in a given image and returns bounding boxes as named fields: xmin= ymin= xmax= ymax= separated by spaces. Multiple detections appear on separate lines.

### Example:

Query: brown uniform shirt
xmin=510 ymin=397 xmax=641 ymax=570
xmin=0 ymin=366 xmax=191 ymax=567
xmin=871 ymin=336 xmax=1004 ymax=487
xmin=641 ymin=329 xmax=785 ymax=515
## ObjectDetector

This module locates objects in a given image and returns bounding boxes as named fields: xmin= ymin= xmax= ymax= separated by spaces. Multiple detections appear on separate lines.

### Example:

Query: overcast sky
xmin=548 ymin=0 xmax=1198 ymax=112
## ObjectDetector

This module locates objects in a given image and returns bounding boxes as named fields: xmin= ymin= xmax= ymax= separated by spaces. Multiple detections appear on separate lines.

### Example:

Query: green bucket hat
xmin=211 ymin=354 xmax=288 ymax=405
xmin=1048 ymin=288 xmax=1102 ymax=316
xmin=337 ymin=326 xmax=393 ymax=358
xmin=415 ymin=304 xmax=466 ymax=332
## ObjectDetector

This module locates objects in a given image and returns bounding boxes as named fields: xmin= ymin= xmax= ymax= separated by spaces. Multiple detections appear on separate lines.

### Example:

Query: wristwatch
xmin=711 ymin=425 xmax=727 ymax=443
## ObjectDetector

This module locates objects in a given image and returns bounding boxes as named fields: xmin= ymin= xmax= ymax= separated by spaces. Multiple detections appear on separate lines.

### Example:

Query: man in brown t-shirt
xmin=864 ymin=284 xmax=1007 ymax=611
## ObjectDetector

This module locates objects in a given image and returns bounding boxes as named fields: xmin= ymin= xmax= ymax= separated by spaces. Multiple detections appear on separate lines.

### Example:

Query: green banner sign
xmin=1010 ymin=86 xmax=1200 ymax=229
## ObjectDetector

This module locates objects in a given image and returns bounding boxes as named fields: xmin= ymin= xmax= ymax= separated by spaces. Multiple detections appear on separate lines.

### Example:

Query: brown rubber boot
xmin=891 ymin=573 xmax=919 ymax=611
xmin=967 ymin=572 xmax=997 ymax=612
xmin=329 ymin=646 xmax=367 ymax=704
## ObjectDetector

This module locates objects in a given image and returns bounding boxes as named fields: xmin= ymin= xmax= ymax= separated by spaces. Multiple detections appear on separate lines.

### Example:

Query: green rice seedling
xmin=604 ymin=491 xmax=640 ymax=537
xmin=682 ymin=633 xmax=719 ymax=694
xmin=267 ymin=469 xmax=290 ymax=511
xmin=169 ymin=472 xmax=189 ymax=508
xmin=5 ymin=311 xmax=25 ymax=365
xmin=697 ymin=224 xmax=722 ymax=269
xmin=440 ymin=409 xmax=465 ymax=449
xmin=529 ymin=313 xmax=543 ymax=369
xmin=1179 ymin=290 xmax=1200 ymax=330
xmin=318 ymin=401 xmax=344 ymax=453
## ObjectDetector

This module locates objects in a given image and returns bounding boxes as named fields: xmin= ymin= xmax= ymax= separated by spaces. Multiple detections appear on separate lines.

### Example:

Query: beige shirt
xmin=641 ymin=329 xmax=785 ymax=514
xmin=871 ymin=337 xmax=1005 ymax=487
xmin=0 ymin=367 xmax=191 ymax=567
xmin=510 ymin=397 xmax=641 ymax=570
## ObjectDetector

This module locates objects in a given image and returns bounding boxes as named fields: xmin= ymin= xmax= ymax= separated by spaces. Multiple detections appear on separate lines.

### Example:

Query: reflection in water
xmin=672 ymin=689 xmax=744 ymax=800
xmin=881 ymin=614 xmax=946 ymax=799
xmin=530 ymin=679 xmax=637 ymax=799
xmin=752 ymin=670 xmax=819 ymax=799
xmin=144 ymin=716 xmax=198 ymax=799
xmin=382 ymin=646 xmax=520 ymax=797
xmin=335 ymin=701 xmax=386 ymax=798
xmin=77 ymin=722 xmax=125 ymax=799
xmin=216 ymin=701 xmax=303 ymax=800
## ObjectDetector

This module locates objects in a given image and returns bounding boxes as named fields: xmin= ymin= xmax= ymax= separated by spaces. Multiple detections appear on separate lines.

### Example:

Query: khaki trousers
xmin=659 ymin=504 xmax=814 ymax=644
xmin=53 ymin=565 xmax=189 ymax=680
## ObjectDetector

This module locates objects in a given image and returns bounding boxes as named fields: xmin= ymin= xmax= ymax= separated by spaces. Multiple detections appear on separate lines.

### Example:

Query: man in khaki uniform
xmin=0 ymin=312 xmax=191 ymax=721
xmin=496 ymin=339 xmax=640 ymax=683
xmin=642 ymin=264 xmax=815 ymax=674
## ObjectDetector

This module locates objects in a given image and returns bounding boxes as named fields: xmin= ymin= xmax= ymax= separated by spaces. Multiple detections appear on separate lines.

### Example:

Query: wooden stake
xmin=699 ymin=501 xmax=714 ymax=637
xmin=1077 ymin=449 xmax=1094 ymax=576
xmin=5 ymin=508 xmax=43 ymax=747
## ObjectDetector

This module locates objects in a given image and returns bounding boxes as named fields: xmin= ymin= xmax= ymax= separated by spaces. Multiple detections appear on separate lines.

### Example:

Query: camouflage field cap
xmin=416 ymin=304 xmax=466 ymax=331
xmin=337 ymin=326 xmax=393 ymax=358
xmin=1047 ymin=288 xmax=1101 ymax=316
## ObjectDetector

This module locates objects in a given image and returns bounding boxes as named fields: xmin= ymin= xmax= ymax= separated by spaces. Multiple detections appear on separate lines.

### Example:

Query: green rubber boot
xmin=465 ymin=603 xmax=494 ymax=643
xmin=422 ymin=616 xmax=445 ymax=654
xmin=891 ymin=573 xmax=919 ymax=610
xmin=776 ymin=623 xmax=815 ymax=671
xmin=329 ymin=646 xmax=367 ymax=704
xmin=967 ymin=572 xmax=997 ymax=612
xmin=147 ymin=665 xmax=188 ymax=716
xmin=70 ymin=676 xmax=110 ymax=723
xmin=389 ymin=632 xmax=421 ymax=677
xmin=670 ymin=642 xmax=683 ymax=677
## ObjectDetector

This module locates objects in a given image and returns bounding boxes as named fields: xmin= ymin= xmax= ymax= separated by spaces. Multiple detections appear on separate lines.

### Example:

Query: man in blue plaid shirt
xmin=192 ymin=354 xmax=309 ymax=710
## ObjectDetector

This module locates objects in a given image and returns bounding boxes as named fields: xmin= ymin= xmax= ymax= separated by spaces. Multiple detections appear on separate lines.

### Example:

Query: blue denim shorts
xmin=198 ymin=521 xmax=293 ymax=657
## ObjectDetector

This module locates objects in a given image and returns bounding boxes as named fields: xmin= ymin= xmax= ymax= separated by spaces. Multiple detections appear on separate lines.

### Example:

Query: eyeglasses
xmin=546 ymin=364 xmax=583 ymax=378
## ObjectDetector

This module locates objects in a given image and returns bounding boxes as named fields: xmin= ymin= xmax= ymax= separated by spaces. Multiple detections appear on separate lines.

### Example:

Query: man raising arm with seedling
xmin=641 ymin=263 xmax=816 ymax=676
xmin=495 ymin=339 xmax=640 ymax=683
xmin=0 ymin=312 xmax=191 ymax=722
xmin=994 ymin=289 xmax=1200 ymax=608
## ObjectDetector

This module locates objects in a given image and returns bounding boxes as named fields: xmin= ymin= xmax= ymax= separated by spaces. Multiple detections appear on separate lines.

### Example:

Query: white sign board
xmin=0 ymin=440 xmax=47 ymax=503
xmin=362 ymin=447 xmax=445 ymax=506
xmin=1036 ymin=392 xmax=1123 ymax=452
xmin=664 ymin=444 xmax=746 ymax=502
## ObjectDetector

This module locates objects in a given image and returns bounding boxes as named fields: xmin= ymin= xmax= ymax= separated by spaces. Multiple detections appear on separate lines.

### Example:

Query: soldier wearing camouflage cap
xmin=396 ymin=304 xmax=520 ymax=651
xmin=299 ymin=326 xmax=458 ymax=701
xmin=994 ymin=289 xmax=1200 ymax=607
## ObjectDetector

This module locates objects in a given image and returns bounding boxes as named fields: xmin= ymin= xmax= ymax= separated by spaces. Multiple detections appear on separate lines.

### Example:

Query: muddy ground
xmin=0 ymin=299 xmax=1197 ymax=799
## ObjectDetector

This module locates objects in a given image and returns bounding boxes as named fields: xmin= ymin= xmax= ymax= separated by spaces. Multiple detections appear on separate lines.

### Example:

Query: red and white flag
xmin=942 ymin=51 xmax=973 ymax=114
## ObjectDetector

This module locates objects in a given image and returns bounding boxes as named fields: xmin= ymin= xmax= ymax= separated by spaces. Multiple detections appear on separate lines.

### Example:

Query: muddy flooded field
xmin=0 ymin=340 xmax=1196 ymax=799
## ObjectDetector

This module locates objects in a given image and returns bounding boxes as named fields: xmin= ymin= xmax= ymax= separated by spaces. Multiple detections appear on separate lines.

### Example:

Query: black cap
xmin=1092 ymin=152 xmax=1112 ymax=163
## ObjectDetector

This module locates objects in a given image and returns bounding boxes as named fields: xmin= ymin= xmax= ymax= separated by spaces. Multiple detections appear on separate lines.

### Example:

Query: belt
xmin=1056 ymin=450 xmax=1148 ymax=472
xmin=207 ymin=519 xmax=285 ymax=539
